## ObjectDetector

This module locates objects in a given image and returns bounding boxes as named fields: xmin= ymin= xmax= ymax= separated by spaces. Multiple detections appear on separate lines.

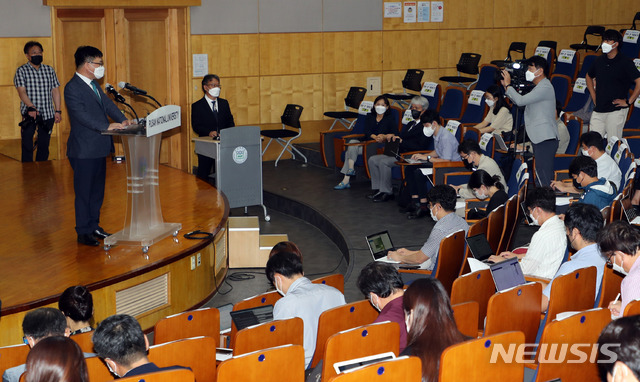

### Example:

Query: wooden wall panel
xmin=382 ymin=30 xmax=439 ymax=71
xmin=382 ymin=68 xmax=439 ymax=95
xmin=0 ymin=38 xmax=54 ymax=86
xmin=590 ymin=0 xmax=638 ymax=26
xmin=541 ymin=26 xmax=591 ymax=59
xmin=490 ymin=28 xmax=544 ymax=64
xmin=322 ymin=32 xmax=383 ymax=73
xmin=259 ymin=74 xmax=323 ymax=123
xmin=259 ymin=33 xmax=323 ymax=76
xmin=441 ymin=0 xmax=493 ymax=29
xmin=0 ymin=87 xmax=22 ymax=139
xmin=191 ymin=34 xmax=260 ymax=78
xmin=542 ymin=0 xmax=589 ymax=26
xmin=322 ymin=71 xmax=382 ymax=113
xmin=493 ymin=0 xmax=544 ymax=28
xmin=382 ymin=0 xmax=439 ymax=31
xmin=438 ymin=29 xmax=494 ymax=69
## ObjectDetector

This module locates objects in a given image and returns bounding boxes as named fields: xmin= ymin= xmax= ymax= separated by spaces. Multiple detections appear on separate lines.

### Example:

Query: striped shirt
xmin=620 ymin=258 xmax=640 ymax=317
xmin=420 ymin=212 xmax=470 ymax=270
xmin=14 ymin=62 xmax=60 ymax=120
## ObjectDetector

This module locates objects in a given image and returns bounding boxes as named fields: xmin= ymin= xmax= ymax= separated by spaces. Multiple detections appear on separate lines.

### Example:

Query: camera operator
xmin=501 ymin=56 xmax=558 ymax=187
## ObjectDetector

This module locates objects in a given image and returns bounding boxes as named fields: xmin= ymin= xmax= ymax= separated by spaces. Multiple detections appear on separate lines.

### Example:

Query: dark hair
xmin=24 ymin=41 xmax=43 ymax=54
xmin=92 ymin=315 xmax=146 ymax=367
xmin=597 ymin=220 xmax=640 ymax=257
xmin=427 ymin=185 xmax=457 ymax=212
xmin=603 ymin=29 xmax=623 ymax=44
xmin=467 ymin=169 xmax=504 ymax=191
xmin=569 ymin=155 xmax=598 ymax=178
xmin=357 ymin=262 xmax=404 ymax=298
xmin=25 ymin=336 xmax=88 ymax=382
xmin=265 ymin=252 xmax=304 ymax=284
xmin=564 ymin=203 xmax=604 ymax=243
xmin=23 ymin=308 xmax=67 ymax=340
xmin=59 ymin=286 xmax=93 ymax=323
xmin=597 ymin=315 xmax=640 ymax=380
xmin=458 ymin=139 xmax=481 ymax=155
xmin=485 ymin=85 xmax=509 ymax=115
xmin=403 ymin=278 xmax=465 ymax=382
xmin=526 ymin=55 xmax=549 ymax=77
xmin=420 ymin=109 xmax=441 ymax=125
xmin=373 ymin=95 xmax=391 ymax=117
xmin=74 ymin=46 xmax=102 ymax=69
xmin=525 ymin=186 xmax=556 ymax=213
xmin=580 ymin=131 xmax=605 ymax=151
xmin=269 ymin=241 xmax=303 ymax=261
xmin=201 ymin=74 xmax=221 ymax=93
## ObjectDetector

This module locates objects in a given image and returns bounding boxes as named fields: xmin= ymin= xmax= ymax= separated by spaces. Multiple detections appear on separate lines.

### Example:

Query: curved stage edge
xmin=0 ymin=156 xmax=229 ymax=347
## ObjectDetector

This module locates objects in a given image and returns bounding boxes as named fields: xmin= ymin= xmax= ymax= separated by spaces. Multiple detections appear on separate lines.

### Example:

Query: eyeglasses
xmin=460 ymin=154 xmax=469 ymax=160
xmin=606 ymin=253 xmax=615 ymax=267
xmin=89 ymin=61 xmax=104 ymax=67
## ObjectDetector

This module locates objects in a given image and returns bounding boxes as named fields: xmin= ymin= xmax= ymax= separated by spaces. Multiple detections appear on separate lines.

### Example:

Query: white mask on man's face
xmin=612 ymin=255 xmax=628 ymax=276
xmin=525 ymin=68 xmax=538 ymax=82
xmin=275 ymin=276 xmax=286 ymax=296
xmin=93 ymin=65 xmax=105 ymax=79
xmin=601 ymin=42 xmax=614 ymax=54
xmin=208 ymin=87 xmax=220 ymax=98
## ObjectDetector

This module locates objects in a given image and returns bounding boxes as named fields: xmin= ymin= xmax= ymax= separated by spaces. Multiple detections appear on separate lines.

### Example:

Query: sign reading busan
xmin=146 ymin=105 xmax=181 ymax=137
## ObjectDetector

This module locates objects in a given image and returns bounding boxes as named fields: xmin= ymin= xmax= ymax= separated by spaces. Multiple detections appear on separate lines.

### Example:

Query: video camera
xmin=496 ymin=59 xmax=534 ymax=94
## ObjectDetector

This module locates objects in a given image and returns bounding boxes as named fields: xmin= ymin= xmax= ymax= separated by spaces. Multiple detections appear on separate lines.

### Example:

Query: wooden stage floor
xmin=0 ymin=154 xmax=228 ymax=319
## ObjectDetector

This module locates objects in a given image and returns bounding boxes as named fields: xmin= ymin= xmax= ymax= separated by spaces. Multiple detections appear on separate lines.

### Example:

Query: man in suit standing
xmin=191 ymin=74 xmax=235 ymax=181
xmin=65 ymin=46 xmax=131 ymax=247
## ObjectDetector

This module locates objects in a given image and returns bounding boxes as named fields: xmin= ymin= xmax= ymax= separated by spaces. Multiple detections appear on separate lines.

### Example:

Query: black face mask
xmin=462 ymin=158 xmax=475 ymax=170
xmin=30 ymin=55 xmax=43 ymax=65
xmin=411 ymin=109 xmax=421 ymax=120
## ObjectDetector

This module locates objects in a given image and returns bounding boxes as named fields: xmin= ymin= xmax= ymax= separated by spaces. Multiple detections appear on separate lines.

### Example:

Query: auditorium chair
xmin=564 ymin=77 xmax=590 ymax=113
xmin=217 ymin=345 xmax=305 ymax=382
xmin=485 ymin=204 xmax=505 ymax=254
xmin=620 ymin=28 xmax=640 ymax=59
xmin=229 ymin=290 xmax=281 ymax=348
xmin=457 ymin=217 xmax=488 ymax=276
xmin=439 ymin=53 xmax=482 ymax=90
xmin=260 ymin=104 xmax=307 ymax=167
xmin=153 ymin=307 xmax=220 ymax=345
xmin=439 ymin=331 xmax=525 ymax=381
xmin=323 ymin=86 xmax=367 ymax=131
xmin=570 ymin=25 xmax=606 ymax=52
xmin=534 ymin=42 xmax=556 ymax=73
xmin=327 ymin=356 xmax=422 ymax=382
xmin=490 ymin=42 xmax=527 ymax=68
xmin=624 ymin=299 xmax=640 ymax=316
xmin=577 ymin=52 xmax=599 ymax=79
xmin=452 ymin=301 xmax=480 ymax=338
xmin=383 ymin=69 xmax=424 ymax=108
xmin=451 ymin=269 xmax=495 ymax=331
xmin=85 ymin=356 xmax=114 ymax=382
xmin=497 ymin=195 xmax=518 ymax=254
xmin=438 ymin=86 xmax=467 ymax=121
xmin=550 ymin=74 xmax=572 ymax=109
xmin=116 ymin=368 xmax=195 ymax=382
xmin=148 ymin=336 xmax=216 ymax=382
xmin=552 ymin=51 xmax=579 ymax=82
xmin=309 ymin=299 xmax=378 ymax=369
xmin=311 ymin=273 xmax=345 ymax=293
xmin=233 ymin=317 xmax=303 ymax=356
xmin=596 ymin=266 xmax=623 ymax=309
xmin=473 ymin=64 xmax=500 ymax=92
xmin=321 ymin=321 xmax=400 ymax=382
xmin=419 ymin=81 xmax=442 ymax=111
xmin=484 ymin=282 xmax=542 ymax=344
xmin=0 ymin=344 xmax=29 ymax=375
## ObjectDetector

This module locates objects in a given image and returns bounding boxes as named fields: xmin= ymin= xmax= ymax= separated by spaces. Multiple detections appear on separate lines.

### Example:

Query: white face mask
xmin=525 ymin=68 xmax=538 ymax=82
xmin=612 ymin=255 xmax=628 ymax=276
xmin=404 ymin=310 xmax=412 ymax=332
xmin=430 ymin=205 xmax=439 ymax=222
xmin=274 ymin=276 xmax=285 ymax=296
xmin=485 ymin=99 xmax=494 ymax=108
xmin=601 ymin=42 xmax=614 ymax=54
xmin=93 ymin=65 xmax=105 ymax=79
xmin=423 ymin=125 xmax=435 ymax=137
xmin=370 ymin=294 xmax=380 ymax=312
xmin=529 ymin=209 xmax=539 ymax=226
xmin=208 ymin=87 xmax=221 ymax=98
xmin=106 ymin=360 xmax=120 ymax=377
xmin=375 ymin=105 xmax=387 ymax=115
xmin=474 ymin=188 xmax=488 ymax=200
xmin=581 ymin=148 xmax=590 ymax=157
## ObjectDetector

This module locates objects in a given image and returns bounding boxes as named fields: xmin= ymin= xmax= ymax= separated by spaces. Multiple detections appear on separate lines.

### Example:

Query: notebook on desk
xmin=365 ymin=231 xmax=400 ymax=263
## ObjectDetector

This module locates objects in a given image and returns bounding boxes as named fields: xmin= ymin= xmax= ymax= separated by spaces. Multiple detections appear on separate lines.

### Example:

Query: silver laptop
xmin=621 ymin=196 xmax=640 ymax=225
xmin=365 ymin=231 xmax=400 ymax=263
xmin=494 ymin=133 xmax=528 ymax=153
xmin=489 ymin=257 xmax=526 ymax=292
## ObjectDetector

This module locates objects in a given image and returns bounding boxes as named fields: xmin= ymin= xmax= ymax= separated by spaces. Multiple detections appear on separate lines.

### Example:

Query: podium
xmin=102 ymin=105 xmax=182 ymax=253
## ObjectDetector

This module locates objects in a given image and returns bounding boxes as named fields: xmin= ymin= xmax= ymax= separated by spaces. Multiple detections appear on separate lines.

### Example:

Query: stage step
xmin=292 ymin=142 xmax=324 ymax=167
xmin=228 ymin=216 xmax=288 ymax=268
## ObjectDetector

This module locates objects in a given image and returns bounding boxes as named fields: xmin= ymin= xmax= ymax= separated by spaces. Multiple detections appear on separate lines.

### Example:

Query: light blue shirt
xmin=542 ymin=243 xmax=605 ymax=299
xmin=434 ymin=127 xmax=461 ymax=161
xmin=273 ymin=277 xmax=345 ymax=368
xmin=506 ymin=78 xmax=557 ymax=144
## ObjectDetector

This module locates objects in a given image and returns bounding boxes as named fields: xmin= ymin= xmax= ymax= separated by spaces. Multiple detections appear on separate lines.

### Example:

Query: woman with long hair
xmin=473 ymin=84 xmax=512 ymax=135
xmin=402 ymin=278 xmax=465 ymax=382
xmin=58 ymin=286 xmax=93 ymax=335
xmin=466 ymin=169 xmax=509 ymax=219
xmin=24 ymin=336 xmax=88 ymax=382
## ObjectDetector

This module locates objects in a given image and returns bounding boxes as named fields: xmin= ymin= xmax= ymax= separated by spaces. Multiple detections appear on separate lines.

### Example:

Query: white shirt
xmin=595 ymin=153 xmax=622 ymax=191
xmin=520 ymin=215 xmax=567 ymax=279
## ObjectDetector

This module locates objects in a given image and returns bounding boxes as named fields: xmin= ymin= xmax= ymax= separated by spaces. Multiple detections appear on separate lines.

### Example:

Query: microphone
xmin=105 ymin=83 xmax=126 ymax=103
xmin=118 ymin=81 xmax=147 ymax=95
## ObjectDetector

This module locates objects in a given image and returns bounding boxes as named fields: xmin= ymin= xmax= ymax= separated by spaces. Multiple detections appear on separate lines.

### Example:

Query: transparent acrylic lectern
xmin=101 ymin=105 xmax=182 ymax=253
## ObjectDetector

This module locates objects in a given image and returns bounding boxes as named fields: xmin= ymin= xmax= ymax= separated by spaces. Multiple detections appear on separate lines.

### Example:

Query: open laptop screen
xmin=229 ymin=305 xmax=274 ymax=331
xmin=466 ymin=233 xmax=494 ymax=261
xmin=489 ymin=257 xmax=526 ymax=292
xmin=366 ymin=231 xmax=395 ymax=260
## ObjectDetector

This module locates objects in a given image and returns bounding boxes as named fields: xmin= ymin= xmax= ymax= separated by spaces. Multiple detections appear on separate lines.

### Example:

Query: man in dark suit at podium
xmin=65 ymin=46 xmax=130 ymax=247
xmin=191 ymin=74 xmax=235 ymax=181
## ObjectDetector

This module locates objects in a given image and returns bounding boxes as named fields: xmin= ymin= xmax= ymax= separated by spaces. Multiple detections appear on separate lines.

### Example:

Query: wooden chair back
xmin=230 ymin=291 xmax=281 ymax=348
xmin=596 ymin=266 xmax=623 ymax=309
xmin=311 ymin=274 xmax=345 ymax=293
xmin=485 ymin=282 xmax=542 ymax=344
xmin=624 ymin=299 xmax=640 ymax=316
xmin=116 ymin=368 xmax=195 ymax=382
xmin=546 ymin=267 xmax=597 ymax=323
xmin=452 ymin=301 xmax=480 ymax=338
xmin=85 ymin=356 xmax=114 ymax=382
xmin=451 ymin=269 xmax=495 ymax=330
xmin=70 ymin=330 xmax=94 ymax=353
xmin=154 ymin=307 xmax=220 ymax=345
xmin=148 ymin=336 xmax=217 ymax=382
xmin=310 ymin=300 xmax=378 ymax=368
xmin=217 ymin=345 xmax=305 ymax=382
xmin=534 ymin=308 xmax=611 ymax=382
xmin=497 ymin=196 xmax=517 ymax=254
xmin=609 ymin=198 xmax=622 ymax=224
xmin=459 ymin=218 xmax=488 ymax=276
xmin=234 ymin=317 xmax=303 ymax=356
xmin=433 ymin=230 xmax=467 ymax=295
xmin=486 ymin=204 xmax=505 ymax=253
xmin=0 ymin=343 xmax=29 ymax=373
xmin=439 ymin=331 xmax=525 ymax=381
xmin=327 ymin=356 xmax=422 ymax=382
xmin=322 ymin=321 xmax=400 ymax=382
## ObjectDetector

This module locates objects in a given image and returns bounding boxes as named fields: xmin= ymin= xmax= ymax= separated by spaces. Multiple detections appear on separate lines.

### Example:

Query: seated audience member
xmin=335 ymin=95 xmax=397 ymax=190
xmin=581 ymin=131 xmax=622 ymax=191
xmin=269 ymin=241 xmax=303 ymax=261
xmin=403 ymin=110 xmax=462 ymax=219
xmin=597 ymin=221 xmax=640 ymax=319
xmin=401 ymin=278 xmax=466 ymax=382
xmin=540 ymin=203 xmax=606 ymax=312
xmin=489 ymin=187 xmax=566 ymax=279
xmin=473 ymin=85 xmax=513 ymax=135
xmin=368 ymin=96 xmax=430 ymax=202
xmin=24 ymin=336 xmax=88 ymax=382
xmin=58 ymin=286 xmax=93 ymax=335
xmin=465 ymin=170 xmax=509 ymax=220
xmin=555 ymin=102 xmax=570 ymax=154
xmin=92 ymin=314 xmax=189 ymax=378
xmin=3 ymin=308 xmax=71 ymax=382
xmin=452 ymin=139 xmax=507 ymax=199
xmin=597 ymin=315 xmax=640 ymax=382
xmin=265 ymin=252 xmax=346 ymax=368
xmin=552 ymin=156 xmax=616 ymax=210
xmin=356 ymin=262 xmax=407 ymax=352
xmin=388 ymin=185 xmax=469 ymax=269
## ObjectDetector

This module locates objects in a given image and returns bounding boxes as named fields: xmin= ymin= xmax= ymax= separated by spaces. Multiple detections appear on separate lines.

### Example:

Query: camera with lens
xmin=495 ymin=60 xmax=533 ymax=94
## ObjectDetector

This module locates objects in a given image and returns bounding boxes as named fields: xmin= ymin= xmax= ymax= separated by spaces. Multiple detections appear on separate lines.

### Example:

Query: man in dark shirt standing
xmin=587 ymin=29 xmax=640 ymax=140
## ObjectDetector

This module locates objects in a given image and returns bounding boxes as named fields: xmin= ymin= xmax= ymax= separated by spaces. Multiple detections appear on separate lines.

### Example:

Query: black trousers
xmin=196 ymin=154 xmax=215 ymax=181
xmin=532 ymin=138 xmax=558 ymax=187
xmin=69 ymin=157 xmax=106 ymax=235
xmin=21 ymin=117 xmax=54 ymax=162
xmin=405 ymin=163 xmax=433 ymax=199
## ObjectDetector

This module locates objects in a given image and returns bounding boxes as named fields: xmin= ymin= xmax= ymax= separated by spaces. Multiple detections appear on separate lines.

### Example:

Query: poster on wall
xmin=384 ymin=2 xmax=402 ymax=18
xmin=193 ymin=54 xmax=208 ymax=77
xmin=417 ymin=1 xmax=430 ymax=22
xmin=431 ymin=1 xmax=443 ymax=22
xmin=404 ymin=2 xmax=417 ymax=23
